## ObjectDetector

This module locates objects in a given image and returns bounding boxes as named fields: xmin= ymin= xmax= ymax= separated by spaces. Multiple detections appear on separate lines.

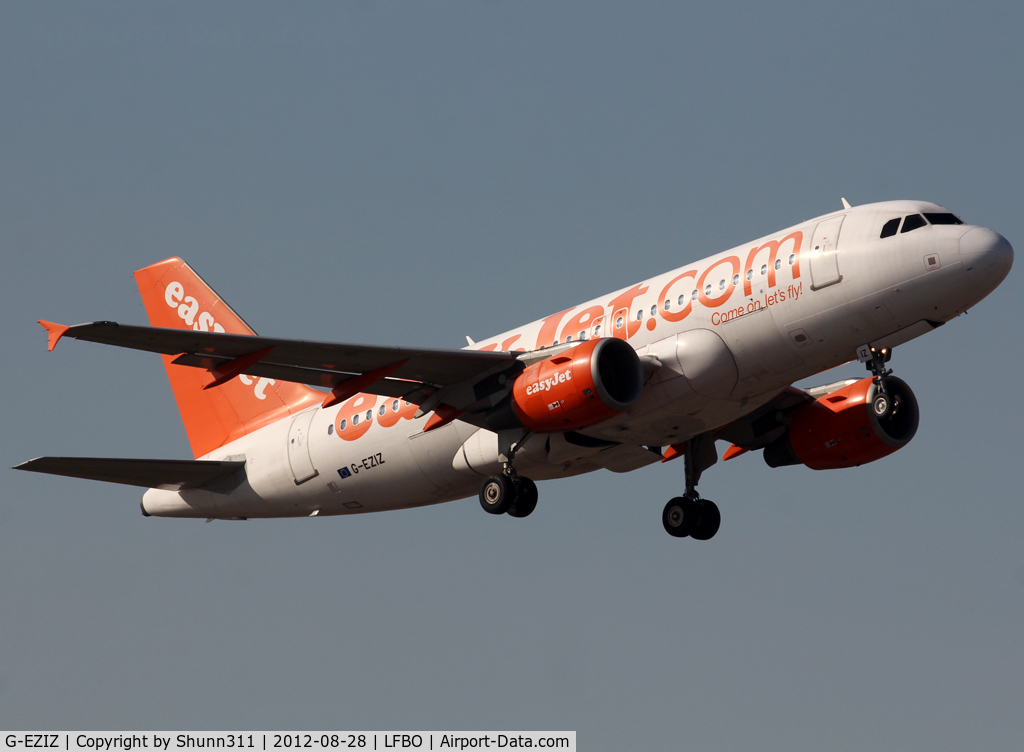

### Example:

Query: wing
xmin=14 ymin=457 xmax=246 ymax=492
xmin=40 ymin=320 xmax=526 ymax=426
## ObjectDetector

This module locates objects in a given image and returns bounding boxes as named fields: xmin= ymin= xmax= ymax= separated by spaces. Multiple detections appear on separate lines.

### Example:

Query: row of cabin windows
xmin=327 ymin=247 xmax=806 ymax=419
xmin=330 ymin=399 xmax=413 ymax=432
xmin=548 ymin=253 xmax=799 ymax=343
xmin=330 ymin=238 xmax=794 ymax=430
xmin=880 ymin=212 xmax=963 ymax=238
xmin=332 ymin=235 xmax=788 ymax=431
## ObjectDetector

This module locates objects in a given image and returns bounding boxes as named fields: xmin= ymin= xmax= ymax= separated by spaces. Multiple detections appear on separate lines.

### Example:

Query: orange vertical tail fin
xmin=134 ymin=258 xmax=323 ymax=458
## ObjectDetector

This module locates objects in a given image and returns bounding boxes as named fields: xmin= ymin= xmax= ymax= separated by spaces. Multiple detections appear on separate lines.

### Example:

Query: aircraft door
xmin=809 ymin=216 xmax=844 ymax=290
xmin=286 ymin=408 xmax=319 ymax=485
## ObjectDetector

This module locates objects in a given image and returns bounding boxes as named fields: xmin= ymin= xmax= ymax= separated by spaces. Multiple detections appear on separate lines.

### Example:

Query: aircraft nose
xmin=960 ymin=226 xmax=1013 ymax=287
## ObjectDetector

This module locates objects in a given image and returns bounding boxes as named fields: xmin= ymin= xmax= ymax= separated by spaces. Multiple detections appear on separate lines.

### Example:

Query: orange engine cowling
xmin=764 ymin=377 xmax=919 ymax=470
xmin=506 ymin=338 xmax=644 ymax=433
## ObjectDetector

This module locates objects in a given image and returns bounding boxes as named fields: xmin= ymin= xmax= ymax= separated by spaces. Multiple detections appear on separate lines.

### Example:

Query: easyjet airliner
xmin=17 ymin=200 xmax=1013 ymax=539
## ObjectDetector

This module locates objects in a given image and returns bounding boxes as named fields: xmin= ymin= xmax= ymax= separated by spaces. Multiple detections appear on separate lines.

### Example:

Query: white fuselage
xmin=142 ymin=200 xmax=1013 ymax=519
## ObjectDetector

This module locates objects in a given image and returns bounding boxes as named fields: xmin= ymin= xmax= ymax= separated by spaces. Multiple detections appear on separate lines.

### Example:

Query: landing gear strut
xmin=478 ymin=431 xmax=538 ymax=519
xmin=863 ymin=346 xmax=895 ymax=419
xmin=662 ymin=434 xmax=720 ymax=540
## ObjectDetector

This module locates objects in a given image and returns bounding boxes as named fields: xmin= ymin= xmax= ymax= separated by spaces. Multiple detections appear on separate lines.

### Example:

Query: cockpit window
xmin=880 ymin=218 xmax=900 ymax=238
xmin=900 ymin=214 xmax=927 ymax=233
xmin=924 ymin=212 xmax=964 ymax=225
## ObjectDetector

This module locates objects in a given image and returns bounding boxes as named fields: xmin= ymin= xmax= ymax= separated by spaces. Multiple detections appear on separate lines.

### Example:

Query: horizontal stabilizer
xmin=14 ymin=456 xmax=246 ymax=491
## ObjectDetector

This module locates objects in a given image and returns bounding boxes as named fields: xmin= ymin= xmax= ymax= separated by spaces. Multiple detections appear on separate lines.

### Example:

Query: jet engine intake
xmin=488 ymin=338 xmax=644 ymax=433
xmin=764 ymin=377 xmax=919 ymax=470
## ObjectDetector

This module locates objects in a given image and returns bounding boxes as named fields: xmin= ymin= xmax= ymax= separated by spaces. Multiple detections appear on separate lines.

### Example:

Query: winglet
xmin=38 ymin=320 xmax=70 ymax=352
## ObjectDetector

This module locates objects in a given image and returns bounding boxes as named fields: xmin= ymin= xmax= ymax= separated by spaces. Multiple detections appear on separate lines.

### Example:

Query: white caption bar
xmin=2 ymin=733 xmax=576 ymax=752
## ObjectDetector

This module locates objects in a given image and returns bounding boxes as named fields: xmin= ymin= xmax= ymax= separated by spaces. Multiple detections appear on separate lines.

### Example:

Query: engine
xmin=764 ymin=377 xmax=919 ymax=470
xmin=488 ymin=338 xmax=644 ymax=433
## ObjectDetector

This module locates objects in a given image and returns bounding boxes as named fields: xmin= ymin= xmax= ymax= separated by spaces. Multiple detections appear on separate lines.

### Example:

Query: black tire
xmin=872 ymin=391 xmax=892 ymax=419
xmin=507 ymin=477 xmax=538 ymax=518
xmin=479 ymin=474 xmax=516 ymax=515
xmin=690 ymin=500 xmax=721 ymax=541
xmin=662 ymin=496 xmax=693 ymax=538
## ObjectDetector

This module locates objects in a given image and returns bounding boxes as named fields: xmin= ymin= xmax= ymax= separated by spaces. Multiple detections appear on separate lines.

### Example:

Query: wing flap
xmin=14 ymin=457 xmax=246 ymax=491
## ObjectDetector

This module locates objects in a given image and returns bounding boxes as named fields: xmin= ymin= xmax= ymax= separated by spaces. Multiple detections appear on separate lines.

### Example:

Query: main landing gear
xmin=479 ymin=472 xmax=538 ymax=518
xmin=662 ymin=434 xmax=721 ymax=540
xmin=479 ymin=430 xmax=538 ymax=518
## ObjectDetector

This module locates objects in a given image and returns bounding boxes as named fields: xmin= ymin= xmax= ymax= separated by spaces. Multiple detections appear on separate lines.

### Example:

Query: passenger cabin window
xmin=924 ymin=212 xmax=964 ymax=225
xmin=901 ymin=214 xmax=927 ymax=233
xmin=880 ymin=218 xmax=900 ymax=238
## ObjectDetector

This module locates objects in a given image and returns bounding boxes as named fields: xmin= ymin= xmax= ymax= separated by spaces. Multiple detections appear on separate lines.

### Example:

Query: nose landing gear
xmin=662 ymin=434 xmax=721 ymax=540
xmin=860 ymin=345 xmax=895 ymax=419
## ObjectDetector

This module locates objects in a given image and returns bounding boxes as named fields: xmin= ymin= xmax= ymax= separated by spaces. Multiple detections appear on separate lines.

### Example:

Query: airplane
xmin=15 ymin=199 xmax=1013 ymax=540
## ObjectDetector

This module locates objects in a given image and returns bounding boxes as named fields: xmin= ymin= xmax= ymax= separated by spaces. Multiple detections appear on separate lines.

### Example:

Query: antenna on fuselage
xmin=841 ymin=197 xmax=852 ymax=210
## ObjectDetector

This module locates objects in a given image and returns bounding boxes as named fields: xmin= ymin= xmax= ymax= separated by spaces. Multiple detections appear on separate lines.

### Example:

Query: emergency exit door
xmin=287 ymin=409 xmax=319 ymax=484
xmin=809 ymin=216 xmax=844 ymax=290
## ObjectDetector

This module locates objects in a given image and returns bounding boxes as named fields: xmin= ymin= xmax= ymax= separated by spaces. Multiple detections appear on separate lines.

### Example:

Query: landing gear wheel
xmin=662 ymin=496 xmax=695 ymax=538
xmin=689 ymin=500 xmax=721 ymax=541
xmin=479 ymin=474 xmax=516 ymax=515
xmin=507 ymin=477 xmax=538 ymax=518
xmin=872 ymin=391 xmax=892 ymax=420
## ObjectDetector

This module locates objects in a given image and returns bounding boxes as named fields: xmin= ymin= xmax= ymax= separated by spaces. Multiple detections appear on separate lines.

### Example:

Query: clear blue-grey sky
xmin=2 ymin=2 xmax=1022 ymax=749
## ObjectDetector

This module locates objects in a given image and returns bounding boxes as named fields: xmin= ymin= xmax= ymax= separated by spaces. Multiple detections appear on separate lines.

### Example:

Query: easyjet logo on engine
xmin=525 ymin=369 xmax=572 ymax=395
xmin=164 ymin=281 xmax=276 ymax=400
